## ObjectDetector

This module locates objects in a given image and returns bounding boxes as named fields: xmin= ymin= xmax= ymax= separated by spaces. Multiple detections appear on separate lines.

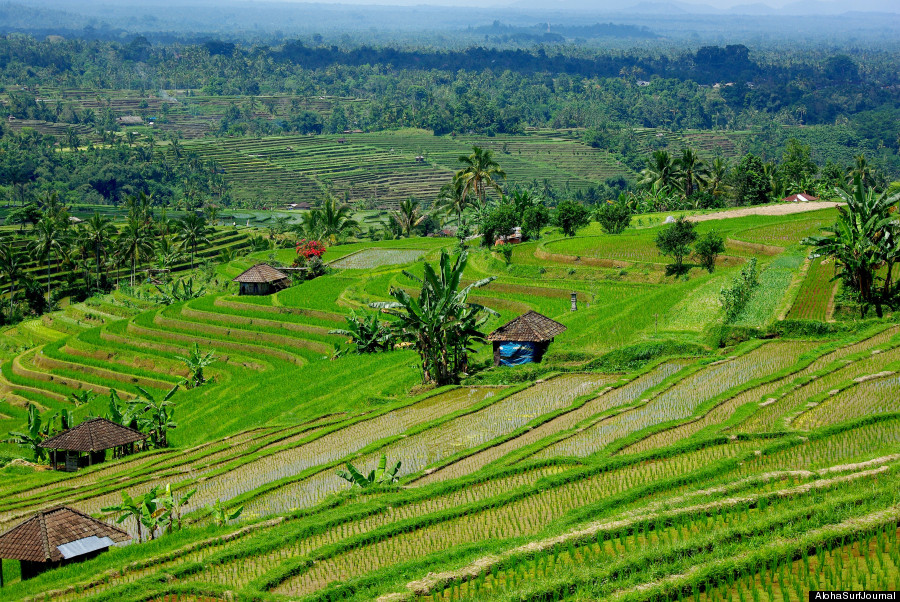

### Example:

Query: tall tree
xmin=371 ymin=250 xmax=495 ymax=385
xmin=676 ymin=148 xmax=708 ymax=197
xmin=29 ymin=214 xmax=69 ymax=300
xmin=639 ymin=150 xmax=677 ymax=194
xmin=316 ymin=196 xmax=359 ymax=242
xmin=456 ymin=146 xmax=506 ymax=205
xmin=803 ymin=176 xmax=900 ymax=318
xmin=175 ymin=212 xmax=210 ymax=269
xmin=0 ymin=246 xmax=25 ymax=314
xmin=118 ymin=217 xmax=155 ymax=286
xmin=392 ymin=197 xmax=426 ymax=237
xmin=84 ymin=212 xmax=116 ymax=288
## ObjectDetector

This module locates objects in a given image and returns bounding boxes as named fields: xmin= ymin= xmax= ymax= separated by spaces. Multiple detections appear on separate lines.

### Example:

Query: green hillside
xmin=2 ymin=204 xmax=898 ymax=601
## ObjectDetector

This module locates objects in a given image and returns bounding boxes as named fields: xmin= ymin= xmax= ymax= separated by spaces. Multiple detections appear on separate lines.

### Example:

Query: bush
xmin=720 ymin=258 xmax=759 ymax=322
xmin=595 ymin=202 xmax=632 ymax=234
xmin=694 ymin=230 xmax=726 ymax=273
xmin=655 ymin=216 xmax=697 ymax=276
xmin=553 ymin=200 xmax=591 ymax=237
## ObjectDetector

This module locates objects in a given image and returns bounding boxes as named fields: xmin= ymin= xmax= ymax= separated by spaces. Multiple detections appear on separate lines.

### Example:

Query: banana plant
xmin=102 ymin=486 xmax=162 ymax=542
xmin=175 ymin=343 xmax=217 ymax=388
xmin=337 ymin=454 xmax=402 ymax=488
xmin=210 ymin=499 xmax=243 ymax=527
xmin=69 ymin=390 xmax=97 ymax=406
xmin=2 ymin=404 xmax=50 ymax=462
xmin=154 ymin=484 xmax=197 ymax=533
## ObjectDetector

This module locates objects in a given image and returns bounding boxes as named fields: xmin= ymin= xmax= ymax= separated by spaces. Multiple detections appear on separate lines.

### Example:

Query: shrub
xmin=694 ymin=230 xmax=726 ymax=273
xmin=553 ymin=200 xmax=591 ymax=237
xmin=720 ymin=258 xmax=759 ymax=322
xmin=596 ymin=202 xmax=632 ymax=234
xmin=656 ymin=217 xmax=697 ymax=276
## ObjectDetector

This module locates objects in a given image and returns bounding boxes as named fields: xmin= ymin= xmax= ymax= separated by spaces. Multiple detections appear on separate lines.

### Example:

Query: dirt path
xmin=686 ymin=201 xmax=843 ymax=222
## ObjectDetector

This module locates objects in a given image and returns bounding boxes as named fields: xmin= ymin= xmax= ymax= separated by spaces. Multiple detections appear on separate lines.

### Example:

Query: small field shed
xmin=0 ymin=506 xmax=130 ymax=582
xmin=232 ymin=263 xmax=291 ymax=296
xmin=39 ymin=418 xmax=146 ymax=472
xmin=487 ymin=310 xmax=567 ymax=367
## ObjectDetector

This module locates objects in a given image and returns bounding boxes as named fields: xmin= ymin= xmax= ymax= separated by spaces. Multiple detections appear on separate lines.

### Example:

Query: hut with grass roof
xmin=232 ymin=263 xmax=291 ymax=296
xmin=487 ymin=310 xmax=567 ymax=367
xmin=0 ymin=506 xmax=130 ymax=582
xmin=39 ymin=417 xmax=146 ymax=472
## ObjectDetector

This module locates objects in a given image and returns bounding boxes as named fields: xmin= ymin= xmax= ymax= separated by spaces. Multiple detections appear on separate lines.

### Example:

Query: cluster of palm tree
xmin=638 ymin=148 xmax=726 ymax=203
xmin=293 ymin=196 xmax=359 ymax=243
xmin=434 ymin=145 xmax=507 ymax=228
xmin=803 ymin=175 xmax=900 ymax=318
xmin=1 ymin=191 xmax=215 ymax=318
xmin=371 ymin=249 xmax=496 ymax=385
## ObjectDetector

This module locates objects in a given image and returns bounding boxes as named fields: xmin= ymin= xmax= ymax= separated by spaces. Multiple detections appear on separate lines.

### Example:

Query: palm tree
xmin=435 ymin=174 xmax=469 ymax=226
xmin=317 ymin=196 xmax=358 ymax=242
xmin=456 ymin=146 xmax=506 ymax=205
xmin=708 ymin=157 xmax=731 ymax=199
xmin=676 ymin=148 xmax=708 ymax=197
xmin=392 ymin=198 xmax=426 ymax=237
xmin=639 ymin=150 xmax=677 ymax=194
xmin=175 ymin=212 xmax=210 ymax=269
xmin=846 ymin=154 xmax=877 ymax=189
xmin=29 ymin=215 xmax=69 ymax=300
xmin=118 ymin=217 xmax=155 ymax=286
xmin=84 ymin=213 xmax=116 ymax=287
xmin=0 ymin=246 xmax=25 ymax=314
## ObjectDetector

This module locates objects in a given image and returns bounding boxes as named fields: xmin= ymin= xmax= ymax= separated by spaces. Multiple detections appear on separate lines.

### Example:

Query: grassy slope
xmin=1 ymin=207 xmax=897 ymax=599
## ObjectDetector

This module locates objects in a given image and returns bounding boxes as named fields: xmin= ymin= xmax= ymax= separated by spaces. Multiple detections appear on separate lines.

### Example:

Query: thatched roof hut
xmin=40 ymin=418 xmax=146 ymax=471
xmin=487 ymin=311 xmax=567 ymax=366
xmin=232 ymin=263 xmax=291 ymax=296
xmin=0 ymin=506 xmax=130 ymax=581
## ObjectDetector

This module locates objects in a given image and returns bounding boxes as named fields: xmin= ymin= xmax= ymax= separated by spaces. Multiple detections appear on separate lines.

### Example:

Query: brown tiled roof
xmin=39 ymin=417 xmax=146 ymax=452
xmin=232 ymin=263 xmax=290 ymax=284
xmin=0 ymin=506 xmax=129 ymax=563
xmin=487 ymin=310 xmax=567 ymax=342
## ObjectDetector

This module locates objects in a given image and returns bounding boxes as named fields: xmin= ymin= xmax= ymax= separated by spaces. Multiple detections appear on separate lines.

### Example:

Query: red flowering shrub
xmin=295 ymin=239 xmax=326 ymax=263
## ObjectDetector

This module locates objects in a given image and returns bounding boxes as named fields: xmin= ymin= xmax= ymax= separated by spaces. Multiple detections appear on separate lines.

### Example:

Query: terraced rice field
xmin=330 ymin=248 xmax=427 ymax=269
xmin=2 ymin=226 xmax=899 ymax=601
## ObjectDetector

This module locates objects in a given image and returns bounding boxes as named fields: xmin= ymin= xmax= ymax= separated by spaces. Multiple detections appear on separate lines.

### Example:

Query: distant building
xmin=781 ymin=193 xmax=818 ymax=203
xmin=0 ymin=506 xmax=130 ymax=581
xmin=115 ymin=116 xmax=143 ymax=125
xmin=232 ymin=263 xmax=291 ymax=296
xmin=637 ymin=80 xmax=651 ymax=87
xmin=488 ymin=311 xmax=567 ymax=367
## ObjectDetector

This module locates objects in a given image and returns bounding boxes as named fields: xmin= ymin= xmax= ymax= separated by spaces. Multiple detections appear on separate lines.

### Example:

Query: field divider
xmin=157 ymin=307 xmax=331 ymax=354
xmin=611 ymin=336 xmax=880 ymax=456
xmin=388 ymin=461 xmax=898 ymax=600
xmin=34 ymin=345 xmax=176 ymax=391
xmin=213 ymin=295 xmax=344 ymax=322
xmin=179 ymin=303 xmax=332 ymax=336
xmin=729 ymin=328 xmax=900 ymax=433
xmin=127 ymin=316 xmax=306 ymax=367
xmin=0 ymin=418 xmax=345 ymax=517
xmin=409 ymin=360 xmax=687 ymax=483
xmin=11 ymin=348 xmax=131 ymax=399
xmin=205 ymin=383 xmax=531 ymax=516
xmin=245 ymin=434 xmax=831 ymax=597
